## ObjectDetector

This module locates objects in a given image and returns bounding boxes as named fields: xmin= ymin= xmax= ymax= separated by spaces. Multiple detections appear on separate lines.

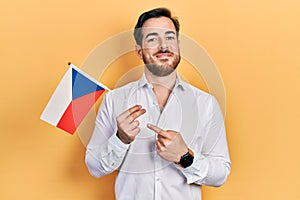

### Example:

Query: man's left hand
xmin=147 ymin=123 xmax=188 ymax=163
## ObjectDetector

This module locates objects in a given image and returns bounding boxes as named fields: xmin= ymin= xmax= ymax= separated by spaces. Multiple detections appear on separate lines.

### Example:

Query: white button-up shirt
xmin=86 ymin=73 xmax=231 ymax=200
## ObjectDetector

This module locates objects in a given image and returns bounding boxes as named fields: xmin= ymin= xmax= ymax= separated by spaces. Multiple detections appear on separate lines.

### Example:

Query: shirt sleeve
xmin=178 ymin=96 xmax=231 ymax=187
xmin=85 ymin=92 xmax=130 ymax=178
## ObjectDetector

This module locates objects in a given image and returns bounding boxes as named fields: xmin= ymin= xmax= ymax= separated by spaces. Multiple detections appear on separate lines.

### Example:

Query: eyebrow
xmin=165 ymin=31 xmax=176 ymax=35
xmin=145 ymin=32 xmax=159 ymax=39
xmin=145 ymin=30 xmax=176 ymax=39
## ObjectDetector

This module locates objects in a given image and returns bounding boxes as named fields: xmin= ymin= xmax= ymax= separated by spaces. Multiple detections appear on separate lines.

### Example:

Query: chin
xmin=145 ymin=63 xmax=177 ymax=77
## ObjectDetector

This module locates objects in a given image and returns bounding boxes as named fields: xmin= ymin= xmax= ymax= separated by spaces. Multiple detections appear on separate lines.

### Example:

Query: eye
xmin=147 ymin=37 xmax=158 ymax=43
xmin=166 ymin=35 xmax=175 ymax=40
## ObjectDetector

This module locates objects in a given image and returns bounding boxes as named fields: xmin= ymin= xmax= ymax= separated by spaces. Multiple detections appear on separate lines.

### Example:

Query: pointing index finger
xmin=147 ymin=123 xmax=162 ymax=133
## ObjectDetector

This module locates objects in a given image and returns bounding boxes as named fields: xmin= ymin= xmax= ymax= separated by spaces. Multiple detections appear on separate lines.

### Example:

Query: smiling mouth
xmin=155 ymin=53 xmax=173 ymax=59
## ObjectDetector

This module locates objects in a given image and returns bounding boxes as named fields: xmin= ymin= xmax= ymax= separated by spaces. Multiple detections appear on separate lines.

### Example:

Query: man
xmin=85 ymin=8 xmax=231 ymax=200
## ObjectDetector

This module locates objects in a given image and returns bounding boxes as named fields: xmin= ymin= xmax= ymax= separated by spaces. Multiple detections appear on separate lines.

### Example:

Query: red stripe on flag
xmin=57 ymin=101 xmax=76 ymax=134
xmin=57 ymin=90 xmax=105 ymax=134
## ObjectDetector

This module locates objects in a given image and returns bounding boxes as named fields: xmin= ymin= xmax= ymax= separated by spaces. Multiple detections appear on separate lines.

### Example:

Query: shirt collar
xmin=138 ymin=72 xmax=187 ymax=91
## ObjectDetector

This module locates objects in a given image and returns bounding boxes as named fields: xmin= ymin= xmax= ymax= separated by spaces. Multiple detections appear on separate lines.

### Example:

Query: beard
xmin=142 ymin=49 xmax=181 ymax=77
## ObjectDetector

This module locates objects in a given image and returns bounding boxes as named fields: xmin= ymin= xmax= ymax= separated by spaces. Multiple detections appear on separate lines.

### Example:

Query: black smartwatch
xmin=176 ymin=148 xmax=194 ymax=168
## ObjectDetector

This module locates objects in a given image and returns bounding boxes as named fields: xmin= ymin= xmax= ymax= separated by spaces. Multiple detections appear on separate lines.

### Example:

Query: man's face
xmin=137 ymin=16 xmax=181 ymax=77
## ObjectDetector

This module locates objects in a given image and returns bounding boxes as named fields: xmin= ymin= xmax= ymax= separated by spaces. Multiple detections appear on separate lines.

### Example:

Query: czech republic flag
xmin=40 ymin=63 xmax=109 ymax=134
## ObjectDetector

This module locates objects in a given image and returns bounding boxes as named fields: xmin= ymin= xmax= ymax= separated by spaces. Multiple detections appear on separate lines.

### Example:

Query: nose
xmin=159 ymin=38 xmax=168 ymax=51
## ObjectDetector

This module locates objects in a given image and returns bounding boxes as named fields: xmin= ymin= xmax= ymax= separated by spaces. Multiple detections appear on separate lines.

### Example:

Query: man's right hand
xmin=116 ymin=105 xmax=146 ymax=144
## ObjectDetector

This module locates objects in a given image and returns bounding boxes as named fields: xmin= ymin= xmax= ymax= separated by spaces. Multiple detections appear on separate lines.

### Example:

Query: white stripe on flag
xmin=40 ymin=68 xmax=72 ymax=126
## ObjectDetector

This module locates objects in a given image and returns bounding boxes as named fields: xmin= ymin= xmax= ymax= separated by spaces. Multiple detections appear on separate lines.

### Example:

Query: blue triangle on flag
xmin=72 ymin=68 xmax=104 ymax=100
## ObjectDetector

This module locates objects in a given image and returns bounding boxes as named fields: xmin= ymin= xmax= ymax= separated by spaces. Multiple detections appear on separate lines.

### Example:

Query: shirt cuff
xmin=108 ymin=132 xmax=131 ymax=151
xmin=177 ymin=153 xmax=209 ymax=184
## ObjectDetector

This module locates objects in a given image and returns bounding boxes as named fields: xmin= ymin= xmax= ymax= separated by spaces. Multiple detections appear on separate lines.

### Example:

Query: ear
xmin=135 ymin=44 xmax=143 ymax=60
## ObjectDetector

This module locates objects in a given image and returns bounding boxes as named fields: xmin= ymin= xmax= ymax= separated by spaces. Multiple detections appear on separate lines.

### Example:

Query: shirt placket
xmin=150 ymin=103 xmax=160 ymax=200
xmin=154 ymin=102 xmax=171 ymax=200
xmin=146 ymin=86 xmax=161 ymax=200
xmin=147 ymin=86 xmax=175 ymax=200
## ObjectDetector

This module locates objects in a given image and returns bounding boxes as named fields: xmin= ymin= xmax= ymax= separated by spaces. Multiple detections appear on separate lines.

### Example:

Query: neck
xmin=144 ymin=67 xmax=177 ymax=90
xmin=144 ymin=67 xmax=177 ymax=111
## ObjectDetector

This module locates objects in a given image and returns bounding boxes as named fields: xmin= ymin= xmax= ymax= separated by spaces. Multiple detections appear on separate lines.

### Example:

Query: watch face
xmin=180 ymin=152 xmax=194 ymax=168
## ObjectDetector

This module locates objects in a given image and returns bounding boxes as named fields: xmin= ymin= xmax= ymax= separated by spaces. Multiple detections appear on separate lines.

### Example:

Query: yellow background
xmin=1 ymin=0 xmax=300 ymax=199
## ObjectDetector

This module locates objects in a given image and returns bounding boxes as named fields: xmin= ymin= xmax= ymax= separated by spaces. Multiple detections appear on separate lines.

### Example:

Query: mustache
xmin=153 ymin=49 xmax=175 ymax=56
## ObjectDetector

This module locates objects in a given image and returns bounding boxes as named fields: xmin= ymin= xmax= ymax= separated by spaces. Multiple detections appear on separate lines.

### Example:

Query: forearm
xmin=179 ymin=153 xmax=231 ymax=187
xmin=85 ymin=133 xmax=130 ymax=178
xmin=179 ymin=95 xmax=231 ymax=187
xmin=180 ymin=126 xmax=231 ymax=186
